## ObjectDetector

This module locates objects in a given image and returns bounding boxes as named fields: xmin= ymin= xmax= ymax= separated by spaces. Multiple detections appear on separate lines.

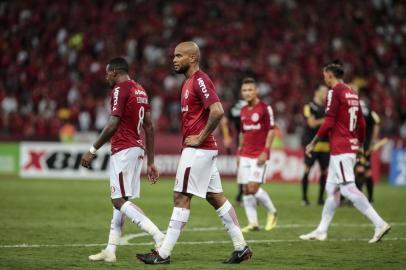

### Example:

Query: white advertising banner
xmin=20 ymin=142 xmax=315 ymax=182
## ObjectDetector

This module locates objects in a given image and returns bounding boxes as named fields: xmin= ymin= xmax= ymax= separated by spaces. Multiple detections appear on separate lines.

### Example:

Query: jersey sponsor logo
xmin=347 ymin=100 xmax=359 ymax=106
xmin=111 ymin=186 xmax=116 ymax=194
xmin=197 ymin=78 xmax=210 ymax=99
xmin=112 ymin=87 xmax=120 ymax=111
xmin=251 ymin=112 xmax=259 ymax=122
xmin=326 ymin=90 xmax=333 ymax=111
xmin=184 ymin=89 xmax=189 ymax=99
xmin=137 ymin=97 xmax=148 ymax=104
xmin=349 ymin=138 xmax=359 ymax=144
xmin=243 ymin=123 xmax=261 ymax=130
xmin=134 ymin=89 xmax=147 ymax=96
xmin=181 ymin=105 xmax=189 ymax=112
xmin=345 ymin=93 xmax=358 ymax=99
xmin=351 ymin=145 xmax=359 ymax=150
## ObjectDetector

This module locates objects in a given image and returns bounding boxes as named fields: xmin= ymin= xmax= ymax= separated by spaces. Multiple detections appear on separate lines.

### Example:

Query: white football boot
xmin=299 ymin=230 xmax=327 ymax=241
xmin=369 ymin=223 xmax=391 ymax=243
xmin=89 ymin=249 xmax=116 ymax=262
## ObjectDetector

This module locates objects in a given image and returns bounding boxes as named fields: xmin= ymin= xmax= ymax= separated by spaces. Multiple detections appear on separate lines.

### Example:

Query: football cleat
xmin=265 ymin=212 xmax=278 ymax=231
xmin=88 ymin=250 xmax=116 ymax=262
xmin=369 ymin=223 xmax=391 ymax=243
xmin=299 ymin=230 xmax=327 ymax=241
xmin=223 ymin=246 xmax=253 ymax=264
xmin=241 ymin=224 xmax=260 ymax=233
xmin=136 ymin=249 xmax=170 ymax=264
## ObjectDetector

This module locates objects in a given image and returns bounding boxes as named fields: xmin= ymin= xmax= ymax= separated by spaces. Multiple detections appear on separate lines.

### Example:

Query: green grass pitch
xmin=0 ymin=176 xmax=405 ymax=269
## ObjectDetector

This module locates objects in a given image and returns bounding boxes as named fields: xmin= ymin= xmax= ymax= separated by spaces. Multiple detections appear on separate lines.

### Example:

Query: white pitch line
xmin=120 ymin=222 xmax=406 ymax=244
xmin=1 ymin=237 xmax=406 ymax=249
xmin=2 ymin=222 xmax=405 ymax=249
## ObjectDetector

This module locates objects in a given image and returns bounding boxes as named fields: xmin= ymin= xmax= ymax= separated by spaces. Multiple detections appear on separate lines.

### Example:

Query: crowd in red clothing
xmin=0 ymin=0 xmax=405 ymax=141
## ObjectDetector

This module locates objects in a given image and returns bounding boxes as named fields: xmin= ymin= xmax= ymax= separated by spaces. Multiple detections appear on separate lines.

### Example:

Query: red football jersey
xmin=239 ymin=101 xmax=275 ymax=158
xmin=316 ymin=82 xmax=366 ymax=155
xmin=110 ymin=80 xmax=150 ymax=155
xmin=180 ymin=70 xmax=220 ymax=150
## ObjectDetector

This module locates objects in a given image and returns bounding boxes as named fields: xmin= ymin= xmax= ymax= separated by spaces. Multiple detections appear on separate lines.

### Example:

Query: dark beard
xmin=175 ymin=64 xmax=189 ymax=74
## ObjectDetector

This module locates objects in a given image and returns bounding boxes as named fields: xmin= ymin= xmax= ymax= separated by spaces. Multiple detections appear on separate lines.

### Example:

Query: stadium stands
xmin=0 ymin=0 xmax=405 ymax=140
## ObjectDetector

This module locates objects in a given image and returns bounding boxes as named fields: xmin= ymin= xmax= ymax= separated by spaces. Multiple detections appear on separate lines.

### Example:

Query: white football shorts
xmin=326 ymin=153 xmax=356 ymax=184
xmin=237 ymin=156 xmax=267 ymax=184
xmin=110 ymin=147 xmax=144 ymax=199
xmin=174 ymin=147 xmax=223 ymax=198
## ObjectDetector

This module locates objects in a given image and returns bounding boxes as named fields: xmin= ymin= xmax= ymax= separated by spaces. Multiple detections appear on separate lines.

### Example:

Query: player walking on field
xmin=136 ymin=41 xmax=252 ymax=264
xmin=300 ymin=60 xmax=390 ymax=243
xmin=237 ymin=77 xmax=278 ymax=233
xmin=81 ymin=57 xmax=164 ymax=262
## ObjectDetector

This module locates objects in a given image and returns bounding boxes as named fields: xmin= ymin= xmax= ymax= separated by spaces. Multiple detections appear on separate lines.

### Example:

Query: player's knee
xmin=173 ymin=192 xmax=192 ymax=208
xmin=245 ymin=183 xmax=258 ymax=195
xmin=111 ymin=197 xmax=126 ymax=210
xmin=242 ymin=185 xmax=249 ymax=195
xmin=206 ymin=192 xmax=226 ymax=208
xmin=340 ymin=184 xmax=360 ymax=202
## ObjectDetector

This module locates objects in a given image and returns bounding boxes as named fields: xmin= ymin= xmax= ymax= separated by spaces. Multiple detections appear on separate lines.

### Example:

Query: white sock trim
xmin=120 ymin=201 xmax=131 ymax=214
xmin=171 ymin=207 xmax=190 ymax=222
xmin=216 ymin=200 xmax=232 ymax=217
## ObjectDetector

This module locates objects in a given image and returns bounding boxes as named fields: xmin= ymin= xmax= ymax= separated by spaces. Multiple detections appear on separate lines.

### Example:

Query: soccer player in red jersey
xmin=136 ymin=42 xmax=252 ymax=264
xmin=81 ymin=57 xmax=164 ymax=262
xmin=236 ymin=77 xmax=278 ymax=233
xmin=300 ymin=60 xmax=390 ymax=243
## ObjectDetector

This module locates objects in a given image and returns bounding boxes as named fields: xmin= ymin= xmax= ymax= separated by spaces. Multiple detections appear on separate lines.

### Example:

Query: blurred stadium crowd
xmin=0 ymin=0 xmax=405 ymax=141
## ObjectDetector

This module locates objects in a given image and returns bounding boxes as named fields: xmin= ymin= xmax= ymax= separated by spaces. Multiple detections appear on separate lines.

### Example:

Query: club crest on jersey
xmin=251 ymin=113 xmax=259 ymax=122
xmin=197 ymin=78 xmax=210 ymax=99
xmin=184 ymin=89 xmax=189 ymax=99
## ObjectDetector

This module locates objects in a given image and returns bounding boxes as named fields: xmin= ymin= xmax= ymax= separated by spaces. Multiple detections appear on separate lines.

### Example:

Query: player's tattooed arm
xmin=80 ymin=116 xmax=120 ymax=169
xmin=143 ymin=112 xmax=159 ymax=183
xmin=185 ymin=102 xmax=224 ymax=147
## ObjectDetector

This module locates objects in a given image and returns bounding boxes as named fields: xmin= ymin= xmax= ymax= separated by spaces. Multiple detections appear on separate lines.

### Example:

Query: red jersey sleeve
xmin=264 ymin=105 xmax=275 ymax=130
xmin=139 ymin=85 xmax=151 ymax=112
xmin=316 ymin=89 xmax=338 ymax=138
xmin=111 ymin=85 xmax=129 ymax=117
xmin=194 ymin=75 xmax=220 ymax=109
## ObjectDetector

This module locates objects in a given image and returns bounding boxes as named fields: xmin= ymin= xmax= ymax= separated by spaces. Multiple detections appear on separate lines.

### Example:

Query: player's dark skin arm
xmin=185 ymin=102 xmax=224 ymax=146
xmin=143 ymin=112 xmax=159 ymax=183
xmin=80 ymin=116 xmax=120 ymax=168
